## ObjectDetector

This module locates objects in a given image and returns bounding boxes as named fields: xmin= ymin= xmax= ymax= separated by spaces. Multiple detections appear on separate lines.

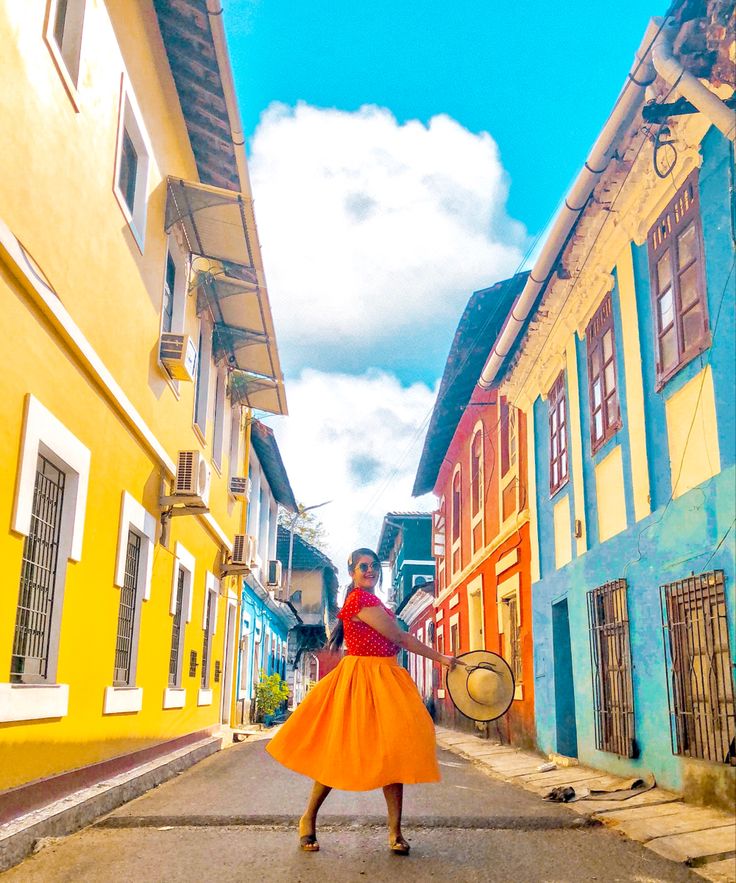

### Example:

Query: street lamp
xmin=286 ymin=500 xmax=331 ymax=596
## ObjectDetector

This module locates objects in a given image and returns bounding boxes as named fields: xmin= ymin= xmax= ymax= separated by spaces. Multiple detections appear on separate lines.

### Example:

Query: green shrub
xmin=255 ymin=671 xmax=289 ymax=719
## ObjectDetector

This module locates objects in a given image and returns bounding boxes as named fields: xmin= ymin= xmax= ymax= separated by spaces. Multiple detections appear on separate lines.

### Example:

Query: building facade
xmin=0 ymin=0 xmax=286 ymax=796
xmin=377 ymin=513 xmax=435 ymax=610
xmin=497 ymin=9 xmax=735 ymax=806
xmin=414 ymin=274 xmax=536 ymax=746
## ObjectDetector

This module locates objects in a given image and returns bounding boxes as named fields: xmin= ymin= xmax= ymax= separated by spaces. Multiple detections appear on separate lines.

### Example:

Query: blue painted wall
xmin=531 ymin=126 xmax=736 ymax=795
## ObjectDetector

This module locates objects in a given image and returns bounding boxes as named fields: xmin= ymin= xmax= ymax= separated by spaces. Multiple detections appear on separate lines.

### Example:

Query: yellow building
xmin=0 ymin=0 xmax=286 ymax=796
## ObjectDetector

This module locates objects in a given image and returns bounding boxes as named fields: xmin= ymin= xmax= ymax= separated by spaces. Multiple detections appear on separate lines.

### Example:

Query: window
xmin=45 ymin=0 xmax=86 ymax=100
xmin=661 ymin=570 xmax=735 ymax=764
xmin=113 ymin=81 xmax=151 ymax=250
xmin=228 ymin=406 xmax=242 ymax=484
xmin=201 ymin=588 xmax=217 ymax=689
xmin=586 ymin=293 xmax=621 ymax=452
xmin=450 ymin=615 xmax=460 ymax=655
xmin=500 ymin=398 xmax=519 ymax=522
xmin=168 ymin=568 xmax=186 ymax=688
xmin=502 ymin=595 xmax=522 ymax=684
xmin=548 ymin=372 xmax=569 ymax=495
xmin=433 ymin=502 xmax=446 ymax=594
xmin=470 ymin=426 xmax=484 ymax=555
xmin=587 ymin=579 xmax=636 ymax=757
xmin=648 ymin=171 xmax=710 ymax=388
xmin=166 ymin=544 xmax=194 ymax=695
xmin=113 ymin=530 xmax=141 ymax=686
xmin=11 ymin=455 xmax=66 ymax=683
xmin=212 ymin=369 xmax=226 ymax=471
xmin=193 ymin=321 xmax=213 ymax=437
xmin=451 ymin=467 xmax=462 ymax=573
xmin=162 ymin=250 xmax=176 ymax=334
xmin=239 ymin=630 xmax=250 ymax=693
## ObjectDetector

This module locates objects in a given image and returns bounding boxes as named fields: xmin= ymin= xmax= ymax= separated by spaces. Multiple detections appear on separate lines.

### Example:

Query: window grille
xmin=586 ymin=293 xmax=621 ymax=452
xmin=113 ymin=529 xmax=141 ymax=686
xmin=661 ymin=571 xmax=736 ymax=764
xmin=201 ymin=591 xmax=213 ymax=688
xmin=587 ymin=579 xmax=636 ymax=757
xmin=648 ymin=171 xmax=710 ymax=388
xmin=507 ymin=595 xmax=522 ymax=683
xmin=548 ymin=371 xmax=569 ymax=495
xmin=11 ymin=455 xmax=66 ymax=683
xmin=168 ymin=568 xmax=185 ymax=687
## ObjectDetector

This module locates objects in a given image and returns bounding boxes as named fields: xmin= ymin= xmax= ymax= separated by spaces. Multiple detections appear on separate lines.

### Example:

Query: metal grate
xmin=201 ymin=591 xmax=213 ymax=688
xmin=661 ymin=571 xmax=736 ymax=764
xmin=168 ymin=568 xmax=185 ymax=687
xmin=11 ymin=456 xmax=66 ymax=683
xmin=113 ymin=529 xmax=141 ymax=686
xmin=508 ymin=595 xmax=522 ymax=683
xmin=587 ymin=579 xmax=637 ymax=757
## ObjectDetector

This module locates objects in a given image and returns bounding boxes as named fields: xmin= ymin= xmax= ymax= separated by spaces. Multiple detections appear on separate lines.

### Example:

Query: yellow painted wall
xmin=665 ymin=366 xmax=721 ymax=499
xmin=0 ymin=2 xmax=248 ymax=789
xmin=553 ymin=496 xmax=572 ymax=569
xmin=594 ymin=446 xmax=628 ymax=542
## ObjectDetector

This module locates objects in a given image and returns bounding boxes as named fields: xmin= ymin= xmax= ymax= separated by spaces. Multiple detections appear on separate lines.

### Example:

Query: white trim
xmin=115 ymin=491 xmax=157 ymax=600
xmin=197 ymin=688 xmax=213 ymax=706
xmin=497 ymin=574 xmax=521 ymax=631
xmin=0 ymin=684 xmax=69 ymax=723
xmin=449 ymin=612 xmax=460 ymax=627
xmin=466 ymin=574 xmax=485 ymax=651
xmin=437 ymin=688 xmax=446 ymax=699
xmin=449 ymin=593 xmax=459 ymax=609
xmin=495 ymin=548 xmax=519 ymax=577
xmin=469 ymin=422 xmax=485 ymax=555
xmin=204 ymin=572 xmax=220 ymax=632
xmin=400 ymin=559 xmax=436 ymax=567
xmin=450 ymin=463 xmax=462 ymax=574
xmin=0 ymin=217 xmax=232 ymax=553
xmin=12 ymin=394 xmax=90 ymax=562
xmin=103 ymin=686 xmax=143 ymax=715
xmin=435 ymin=607 xmax=444 ymax=621
xmin=43 ymin=0 xmax=86 ymax=110
xmin=162 ymin=688 xmax=186 ymax=709
xmin=172 ymin=542 xmax=195 ymax=623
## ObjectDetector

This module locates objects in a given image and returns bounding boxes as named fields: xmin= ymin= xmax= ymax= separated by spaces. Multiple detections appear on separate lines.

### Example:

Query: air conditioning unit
xmin=160 ymin=333 xmax=197 ymax=382
xmin=232 ymin=534 xmax=257 ymax=567
xmin=267 ymin=559 xmax=282 ymax=587
xmin=229 ymin=476 xmax=251 ymax=501
xmin=175 ymin=450 xmax=211 ymax=506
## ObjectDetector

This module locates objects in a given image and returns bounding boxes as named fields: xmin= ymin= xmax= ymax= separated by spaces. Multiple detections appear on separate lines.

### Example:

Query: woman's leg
xmin=382 ymin=782 xmax=408 ymax=849
xmin=299 ymin=781 xmax=332 ymax=843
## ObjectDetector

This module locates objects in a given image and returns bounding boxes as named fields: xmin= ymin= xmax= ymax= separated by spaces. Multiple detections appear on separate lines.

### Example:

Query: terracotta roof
xmin=250 ymin=421 xmax=297 ymax=510
xmin=412 ymin=272 xmax=530 ymax=497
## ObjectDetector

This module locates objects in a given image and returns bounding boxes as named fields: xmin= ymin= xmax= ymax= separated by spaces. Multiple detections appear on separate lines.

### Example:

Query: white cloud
xmin=270 ymin=368 xmax=437 ymax=591
xmin=249 ymin=102 xmax=527 ymax=376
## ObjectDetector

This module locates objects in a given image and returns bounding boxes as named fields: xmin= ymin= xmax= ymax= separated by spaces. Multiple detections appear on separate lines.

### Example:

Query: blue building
xmin=492 ymin=10 xmax=735 ymax=806
xmin=377 ymin=512 xmax=435 ymax=611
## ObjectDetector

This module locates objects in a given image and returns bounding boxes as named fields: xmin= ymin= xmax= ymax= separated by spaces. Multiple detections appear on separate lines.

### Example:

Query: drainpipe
xmin=652 ymin=17 xmax=736 ymax=142
xmin=478 ymin=20 xmax=660 ymax=391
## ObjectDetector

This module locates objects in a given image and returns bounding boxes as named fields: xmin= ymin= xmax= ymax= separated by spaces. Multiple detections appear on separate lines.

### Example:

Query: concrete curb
xmin=0 ymin=735 xmax=221 ymax=873
xmin=435 ymin=727 xmax=736 ymax=883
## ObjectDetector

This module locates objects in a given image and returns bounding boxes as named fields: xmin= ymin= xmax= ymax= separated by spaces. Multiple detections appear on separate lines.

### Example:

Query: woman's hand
xmin=443 ymin=656 xmax=465 ymax=671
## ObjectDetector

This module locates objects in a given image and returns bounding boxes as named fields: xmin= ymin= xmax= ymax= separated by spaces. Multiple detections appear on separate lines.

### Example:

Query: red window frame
xmin=548 ymin=371 xmax=569 ymax=495
xmin=451 ymin=468 xmax=461 ymax=543
xmin=586 ymin=293 xmax=621 ymax=453
xmin=470 ymin=429 xmax=482 ymax=518
xmin=648 ymin=171 xmax=710 ymax=390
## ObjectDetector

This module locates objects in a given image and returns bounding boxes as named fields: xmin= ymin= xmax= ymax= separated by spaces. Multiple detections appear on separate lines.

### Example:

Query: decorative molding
xmin=162 ymin=688 xmax=186 ymax=709
xmin=0 ymin=683 xmax=69 ymax=723
xmin=103 ymin=686 xmax=143 ymax=715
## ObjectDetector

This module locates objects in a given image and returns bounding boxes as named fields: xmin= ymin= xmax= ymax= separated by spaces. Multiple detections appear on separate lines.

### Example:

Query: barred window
xmin=201 ymin=590 xmax=215 ymax=689
xmin=661 ymin=571 xmax=735 ymax=764
xmin=502 ymin=595 xmax=522 ymax=684
xmin=113 ymin=529 xmax=142 ymax=686
xmin=648 ymin=171 xmax=710 ymax=389
xmin=587 ymin=579 xmax=636 ymax=757
xmin=168 ymin=568 xmax=186 ymax=687
xmin=11 ymin=455 xmax=66 ymax=683
xmin=548 ymin=372 xmax=569 ymax=495
xmin=587 ymin=294 xmax=621 ymax=452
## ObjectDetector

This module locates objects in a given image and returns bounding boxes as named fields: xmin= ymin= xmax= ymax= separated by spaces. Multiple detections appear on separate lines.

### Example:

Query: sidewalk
xmin=435 ymin=727 xmax=736 ymax=883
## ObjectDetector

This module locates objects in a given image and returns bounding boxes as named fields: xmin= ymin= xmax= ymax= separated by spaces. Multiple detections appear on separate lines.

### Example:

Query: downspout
xmin=478 ymin=20 xmax=661 ymax=390
xmin=652 ymin=17 xmax=736 ymax=142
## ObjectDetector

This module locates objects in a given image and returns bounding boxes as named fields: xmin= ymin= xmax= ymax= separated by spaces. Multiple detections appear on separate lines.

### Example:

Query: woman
xmin=266 ymin=547 xmax=459 ymax=856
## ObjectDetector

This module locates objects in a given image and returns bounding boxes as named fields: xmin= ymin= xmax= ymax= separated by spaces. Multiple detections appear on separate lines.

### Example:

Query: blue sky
xmin=221 ymin=1 xmax=669 ymax=567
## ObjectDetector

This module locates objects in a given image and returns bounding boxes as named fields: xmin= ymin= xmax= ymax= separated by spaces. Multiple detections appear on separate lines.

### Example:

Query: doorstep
xmin=435 ymin=726 xmax=736 ymax=883
xmin=0 ymin=735 xmax=222 ymax=873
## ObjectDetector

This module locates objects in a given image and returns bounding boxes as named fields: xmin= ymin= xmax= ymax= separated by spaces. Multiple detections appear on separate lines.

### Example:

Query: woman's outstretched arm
xmin=356 ymin=605 xmax=461 ymax=668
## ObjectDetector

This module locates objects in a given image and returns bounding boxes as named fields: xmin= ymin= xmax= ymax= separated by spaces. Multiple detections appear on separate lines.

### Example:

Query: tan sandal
xmin=389 ymin=836 xmax=410 ymax=856
xmin=299 ymin=834 xmax=320 ymax=852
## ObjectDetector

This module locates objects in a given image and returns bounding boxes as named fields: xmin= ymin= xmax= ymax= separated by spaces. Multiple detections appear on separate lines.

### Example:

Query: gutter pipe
xmin=477 ymin=19 xmax=660 ymax=390
xmin=652 ymin=17 xmax=736 ymax=141
xmin=478 ymin=14 xmax=735 ymax=392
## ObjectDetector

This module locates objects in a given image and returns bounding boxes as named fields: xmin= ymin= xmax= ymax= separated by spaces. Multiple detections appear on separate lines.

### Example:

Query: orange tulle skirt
xmin=266 ymin=655 xmax=440 ymax=791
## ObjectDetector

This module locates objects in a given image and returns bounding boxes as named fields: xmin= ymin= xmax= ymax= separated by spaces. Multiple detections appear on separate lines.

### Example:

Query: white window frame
xmin=44 ymin=0 xmax=86 ymax=110
xmin=228 ymin=406 xmax=243 ymax=488
xmin=4 ymin=396 xmax=90 ymax=720
xmin=466 ymin=574 xmax=485 ymax=651
xmin=496 ymin=572 xmax=523 ymax=700
xmin=450 ymin=464 xmax=462 ymax=575
xmin=469 ymin=422 xmax=485 ymax=556
xmin=212 ymin=367 xmax=227 ymax=473
xmin=163 ymin=542 xmax=194 ymax=707
xmin=499 ymin=401 xmax=520 ymax=527
xmin=449 ymin=612 xmax=460 ymax=655
xmin=103 ymin=492 xmax=156 ymax=714
xmin=198 ymin=572 xmax=219 ymax=705
xmin=193 ymin=317 xmax=213 ymax=442
xmin=113 ymin=74 xmax=152 ymax=253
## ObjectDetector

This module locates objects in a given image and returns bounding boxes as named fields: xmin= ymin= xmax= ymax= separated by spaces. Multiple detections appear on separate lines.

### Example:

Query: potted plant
xmin=255 ymin=671 xmax=289 ymax=725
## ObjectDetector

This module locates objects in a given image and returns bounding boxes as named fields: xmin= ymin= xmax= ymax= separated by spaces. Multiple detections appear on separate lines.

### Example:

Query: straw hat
xmin=446 ymin=651 xmax=515 ymax=722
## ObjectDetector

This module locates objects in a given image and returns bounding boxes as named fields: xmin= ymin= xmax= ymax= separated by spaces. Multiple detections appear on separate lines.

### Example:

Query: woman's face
xmin=352 ymin=554 xmax=380 ymax=591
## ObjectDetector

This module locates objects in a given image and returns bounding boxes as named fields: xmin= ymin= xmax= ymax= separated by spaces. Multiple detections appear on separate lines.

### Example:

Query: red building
xmin=397 ymin=581 xmax=435 ymax=709
xmin=413 ymin=273 xmax=536 ymax=747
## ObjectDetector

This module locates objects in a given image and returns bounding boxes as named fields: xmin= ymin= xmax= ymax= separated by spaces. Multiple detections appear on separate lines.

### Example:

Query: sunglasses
xmin=356 ymin=562 xmax=379 ymax=574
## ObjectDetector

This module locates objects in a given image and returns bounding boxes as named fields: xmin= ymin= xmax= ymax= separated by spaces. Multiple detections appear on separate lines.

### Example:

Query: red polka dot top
xmin=338 ymin=588 xmax=400 ymax=657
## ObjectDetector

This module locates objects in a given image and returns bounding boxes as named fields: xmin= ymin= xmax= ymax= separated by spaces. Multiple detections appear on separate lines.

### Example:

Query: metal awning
xmin=165 ymin=177 xmax=287 ymax=415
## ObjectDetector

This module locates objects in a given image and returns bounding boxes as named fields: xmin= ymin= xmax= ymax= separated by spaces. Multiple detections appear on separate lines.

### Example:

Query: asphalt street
xmin=4 ymin=740 xmax=699 ymax=882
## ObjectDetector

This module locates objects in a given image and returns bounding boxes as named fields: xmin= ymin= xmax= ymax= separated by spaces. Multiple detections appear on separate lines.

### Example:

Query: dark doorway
xmin=552 ymin=598 xmax=578 ymax=757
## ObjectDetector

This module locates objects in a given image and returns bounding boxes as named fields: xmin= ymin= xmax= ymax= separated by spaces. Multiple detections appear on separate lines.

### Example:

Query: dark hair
xmin=325 ymin=548 xmax=382 ymax=651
